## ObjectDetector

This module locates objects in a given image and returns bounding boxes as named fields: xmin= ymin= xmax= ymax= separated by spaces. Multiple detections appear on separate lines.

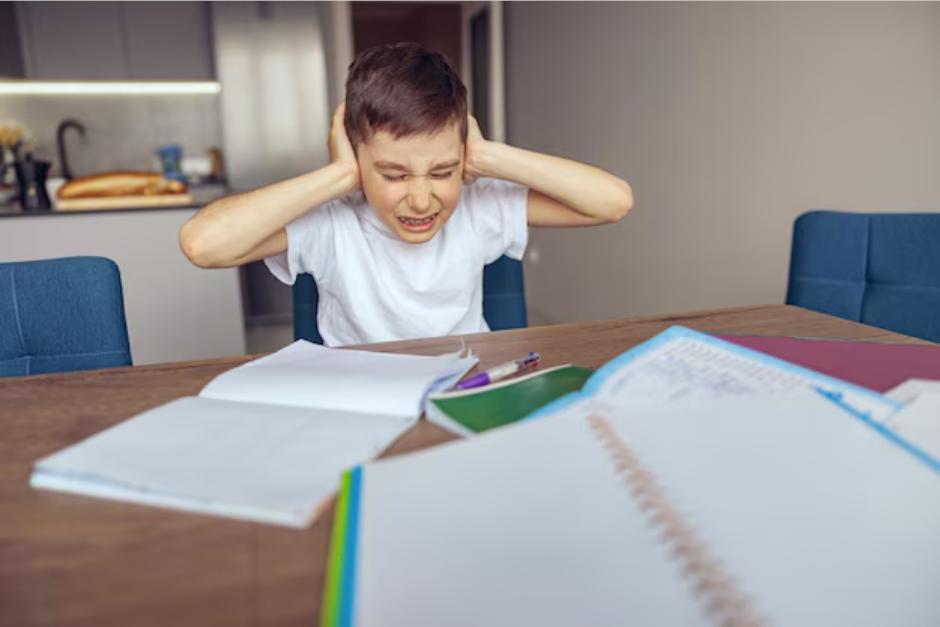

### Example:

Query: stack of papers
xmin=322 ymin=326 xmax=940 ymax=627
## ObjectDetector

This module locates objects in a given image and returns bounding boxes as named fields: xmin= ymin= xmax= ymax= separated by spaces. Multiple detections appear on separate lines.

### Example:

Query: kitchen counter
xmin=0 ymin=201 xmax=246 ymax=364
xmin=0 ymin=183 xmax=230 ymax=217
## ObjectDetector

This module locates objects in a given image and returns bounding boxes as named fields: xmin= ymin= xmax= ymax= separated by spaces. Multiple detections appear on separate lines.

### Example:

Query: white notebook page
xmin=350 ymin=391 xmax=940 ymax=626
xmin=601 ymin=392 xmax=940 ymax=626
xmin=355 ymin=405 xmax=703 ymax=627
xmin=32 ymin=397 xmax=414 ymax=527
xmin=200 ymin=340 xmax=477 ymax=417
xmin=583 ymin=328 xmax=899 ymax=421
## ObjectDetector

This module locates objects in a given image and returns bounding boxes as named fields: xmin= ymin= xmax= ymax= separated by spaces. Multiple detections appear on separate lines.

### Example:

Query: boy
xmin=180 ymin=43 xmax=633 ymax=346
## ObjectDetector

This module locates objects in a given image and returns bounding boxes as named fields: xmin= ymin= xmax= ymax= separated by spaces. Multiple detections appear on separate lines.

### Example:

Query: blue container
xmin=156 ymin=145 xmax=186 ymax=182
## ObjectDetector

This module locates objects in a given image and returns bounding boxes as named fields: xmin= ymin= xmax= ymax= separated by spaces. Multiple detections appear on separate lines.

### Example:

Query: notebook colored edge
xmin=321 ymin=466 xmax=362 ymax=627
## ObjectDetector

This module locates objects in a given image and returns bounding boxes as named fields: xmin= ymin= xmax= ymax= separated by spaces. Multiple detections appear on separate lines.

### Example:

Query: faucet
xmin=56 ymin=119 xmax=86 ymax=180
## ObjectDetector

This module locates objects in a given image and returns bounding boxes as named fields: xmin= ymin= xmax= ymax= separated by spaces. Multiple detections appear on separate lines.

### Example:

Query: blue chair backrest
xmin=786 ymin=210 xmax=940 ymax=343
xmin=293 ymin=254 xmax=527 ymax=343
xmin=0 ymin=256 xmax=132 ymax=376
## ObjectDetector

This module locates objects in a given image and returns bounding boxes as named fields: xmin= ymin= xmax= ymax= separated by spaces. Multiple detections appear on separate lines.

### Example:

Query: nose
xmin=407 ymin=177 xmax=432 ymax=214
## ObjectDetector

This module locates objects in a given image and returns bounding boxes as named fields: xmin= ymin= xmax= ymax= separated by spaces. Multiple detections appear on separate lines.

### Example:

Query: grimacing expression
xmin=355 ymin=123 xmax=464 ymax=244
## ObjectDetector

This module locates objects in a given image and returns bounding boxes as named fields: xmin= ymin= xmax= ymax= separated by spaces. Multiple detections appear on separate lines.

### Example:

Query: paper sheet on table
xmin=887 ymin=379 xmax=940 ymax=404
xmin=882 ymin=392 xmax=940 ymax=463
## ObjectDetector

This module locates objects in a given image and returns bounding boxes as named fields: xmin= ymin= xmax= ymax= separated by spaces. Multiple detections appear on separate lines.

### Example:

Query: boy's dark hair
xmin=344 ymin=42 xmax=468 ymax=149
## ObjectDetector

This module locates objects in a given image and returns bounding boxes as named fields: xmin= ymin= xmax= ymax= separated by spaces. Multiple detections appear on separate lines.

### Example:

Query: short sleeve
xmin=465 ymin=178 xmax=529 ymax=264
xmin=264 ymin=200 xmax=337 ymax=285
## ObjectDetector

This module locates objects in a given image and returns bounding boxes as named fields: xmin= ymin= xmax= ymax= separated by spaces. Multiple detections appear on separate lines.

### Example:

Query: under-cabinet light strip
xmin=0 ymin=81 xmax=221 ymax=95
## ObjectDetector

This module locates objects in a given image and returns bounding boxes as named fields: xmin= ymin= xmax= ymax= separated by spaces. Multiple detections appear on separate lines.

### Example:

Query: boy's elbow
xmin=179 ymin=221 xmax=220 ymax=268
xmin=608 ymin=181 xmax=634 ymax=223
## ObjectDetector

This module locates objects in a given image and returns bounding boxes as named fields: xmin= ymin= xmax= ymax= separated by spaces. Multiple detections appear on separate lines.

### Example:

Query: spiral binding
xmin=587 ymin=414 xmax=767 ymax=627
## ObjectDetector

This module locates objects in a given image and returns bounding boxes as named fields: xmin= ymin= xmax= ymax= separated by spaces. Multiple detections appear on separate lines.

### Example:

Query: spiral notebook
xmin=322 ymin=390 xmax=940 ymax=627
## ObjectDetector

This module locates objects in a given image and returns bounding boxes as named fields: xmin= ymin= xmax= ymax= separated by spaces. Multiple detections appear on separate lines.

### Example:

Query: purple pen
xmin=456 ymin=352 xmax=541 ymax=390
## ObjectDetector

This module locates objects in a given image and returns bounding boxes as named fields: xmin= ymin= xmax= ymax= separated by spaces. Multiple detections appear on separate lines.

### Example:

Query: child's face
xmin=356 ymin=123 xmax=464 ymax=244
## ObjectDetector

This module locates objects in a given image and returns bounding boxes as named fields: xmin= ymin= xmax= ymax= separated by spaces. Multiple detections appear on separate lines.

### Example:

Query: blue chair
xmin=0 ymin=256 xmax=132 ymax=376
xmin=786 ymin=210 xmax=940 ymax=343
xmin=294 ymin=254 xmax=527 ymax=343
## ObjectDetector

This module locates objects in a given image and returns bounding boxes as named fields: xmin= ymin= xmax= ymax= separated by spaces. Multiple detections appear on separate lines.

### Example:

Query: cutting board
xmin=55 ymin=193 xmax=194 ymax=211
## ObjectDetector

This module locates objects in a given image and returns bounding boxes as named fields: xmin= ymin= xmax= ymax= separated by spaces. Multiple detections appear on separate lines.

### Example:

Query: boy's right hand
xmin=328 ymin=103 xmax=360 ymax=193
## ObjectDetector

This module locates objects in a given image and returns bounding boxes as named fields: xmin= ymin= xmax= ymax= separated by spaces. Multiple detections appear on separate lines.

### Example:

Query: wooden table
xmin=0 ymin=305 xmax=926 ymax=627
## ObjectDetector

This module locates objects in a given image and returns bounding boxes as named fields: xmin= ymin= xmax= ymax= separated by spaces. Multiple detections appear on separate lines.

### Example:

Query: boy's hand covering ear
xmin=463 ymin=115 xmax=488 ymax=185
xmin=329 ymin=103 xmax=361 ymax=193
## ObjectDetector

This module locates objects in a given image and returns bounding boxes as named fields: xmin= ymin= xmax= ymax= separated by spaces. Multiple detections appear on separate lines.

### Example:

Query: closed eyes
xmin=381 ymin=172 xmax=455 ymax=182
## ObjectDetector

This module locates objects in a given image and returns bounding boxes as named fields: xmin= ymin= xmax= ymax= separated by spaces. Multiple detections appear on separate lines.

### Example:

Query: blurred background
xmin=1 ymin=1 xmax=938 ymax=362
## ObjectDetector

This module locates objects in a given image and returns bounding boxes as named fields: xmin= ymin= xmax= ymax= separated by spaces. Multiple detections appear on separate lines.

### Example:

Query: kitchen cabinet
xmin=14 ymin=1 xmax=214 ymax=80
xmin=0 ymin=2 xmax=26 ymax=77
xmin=121 ymin=2 xmax=214 ymax=80
xmin=18 ymin=2 xmax=127 ymax=79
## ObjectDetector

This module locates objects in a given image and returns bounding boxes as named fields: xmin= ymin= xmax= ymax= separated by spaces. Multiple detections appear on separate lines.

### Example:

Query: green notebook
xmin=425 ymin=364 xmax=594 ymax=436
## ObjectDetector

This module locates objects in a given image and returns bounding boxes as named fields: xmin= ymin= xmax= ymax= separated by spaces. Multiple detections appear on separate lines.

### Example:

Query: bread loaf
xmin=57 ymin=171 xmax=187 ymax=199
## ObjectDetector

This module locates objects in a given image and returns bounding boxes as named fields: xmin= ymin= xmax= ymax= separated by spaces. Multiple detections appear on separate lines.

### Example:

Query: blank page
xmin=199 ymin=341 xmax=477 ymax=417
xmin=32 ymin=397 xmax=414 ymax=527
xmin=883 ymin=392 xmax=940 ymax=464
xmin=888 ymin=379 xmax=940 ymax=404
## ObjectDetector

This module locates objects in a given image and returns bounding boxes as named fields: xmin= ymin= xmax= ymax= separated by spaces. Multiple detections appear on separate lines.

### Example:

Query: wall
xmin=0 ymin=94 xmax=222 ymax=179
xmin=505 ymin=2 xmax=940 ymax=325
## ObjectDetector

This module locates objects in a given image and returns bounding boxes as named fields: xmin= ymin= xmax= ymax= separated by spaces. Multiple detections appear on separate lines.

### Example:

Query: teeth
xmin=399 ymin=214 xmax=436 ymax=226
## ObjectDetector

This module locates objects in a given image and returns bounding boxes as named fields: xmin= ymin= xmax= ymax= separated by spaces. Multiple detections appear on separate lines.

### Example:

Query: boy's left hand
xmin=463 ymin=115 xmax=489 ymax=184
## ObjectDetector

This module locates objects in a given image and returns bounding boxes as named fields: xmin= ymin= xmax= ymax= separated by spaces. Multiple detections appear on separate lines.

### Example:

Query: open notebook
xmin=324 ymin=390 xmax=940 ymax=627
xmin=30 ymin=340 xmax=477 ymax=527
xmin=533 ymin=326 xmax=905 ymax=422
xmin=433 ymin=326 xmax=908 ymax=441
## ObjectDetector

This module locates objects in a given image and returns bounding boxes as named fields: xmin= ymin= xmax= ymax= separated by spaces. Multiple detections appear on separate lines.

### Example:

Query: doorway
xmin=350 ymin=1 xmax=503 ymax=138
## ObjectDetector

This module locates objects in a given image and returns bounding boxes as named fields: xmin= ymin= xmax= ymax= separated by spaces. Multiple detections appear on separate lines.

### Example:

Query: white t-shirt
xmin=265 ymin=177 xmax=528 ymax=346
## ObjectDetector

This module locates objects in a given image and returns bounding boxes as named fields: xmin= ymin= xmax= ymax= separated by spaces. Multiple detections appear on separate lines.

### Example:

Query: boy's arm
xmin=463 ymin=118 xmax=633 ymax=227
xmin=179 ymin=105 xmax=359 ymax=268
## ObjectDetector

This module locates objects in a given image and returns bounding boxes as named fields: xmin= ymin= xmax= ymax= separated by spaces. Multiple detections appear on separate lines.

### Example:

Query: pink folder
xmin=718 ymin=335 xmax=940 ymax=393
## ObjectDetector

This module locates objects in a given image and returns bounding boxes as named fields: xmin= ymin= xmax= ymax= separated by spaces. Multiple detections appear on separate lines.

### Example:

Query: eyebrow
xmin=374 ymin=160 xmax=461 ymax=172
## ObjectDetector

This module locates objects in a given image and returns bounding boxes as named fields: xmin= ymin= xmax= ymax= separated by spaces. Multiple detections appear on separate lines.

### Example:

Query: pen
xmin=456 ymin=352 xmax=541 ymax=390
